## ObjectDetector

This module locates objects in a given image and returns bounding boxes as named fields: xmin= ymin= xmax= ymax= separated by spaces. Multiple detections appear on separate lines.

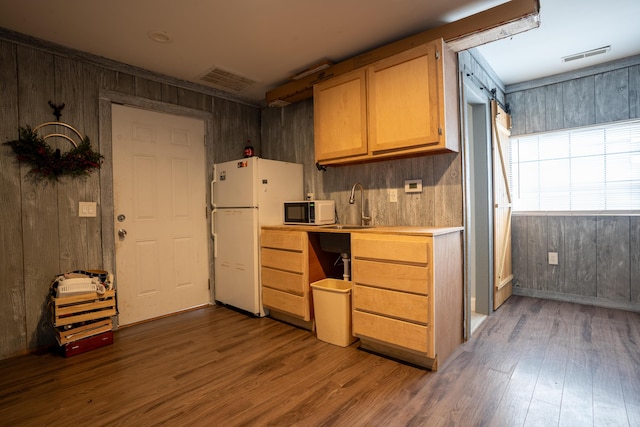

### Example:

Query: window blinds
xmin=510 ymin=120 xmax=640 ymax=212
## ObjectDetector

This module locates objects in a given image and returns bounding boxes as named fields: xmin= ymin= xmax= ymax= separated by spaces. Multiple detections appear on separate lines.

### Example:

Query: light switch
xmin=79 ymin=201 xmax=97 ymax=217
xmin=548 ymin=252 xmax=558 ymax=265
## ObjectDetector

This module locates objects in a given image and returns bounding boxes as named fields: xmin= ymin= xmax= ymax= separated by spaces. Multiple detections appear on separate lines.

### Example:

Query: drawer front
xmin=261 ymin=248 xmax=305 ymax=273
xmin=261 ymin=230 xmax=306 ymax=251
xmin=353 ymin=310 xmax=432 ymax=356
xmin=262 ymin=267 xmax=305 ymax=295
xmin=263 ymin=287 xmax=310 ymax=321
xmin=352 ymin=234 xmax=431 ymax=264
xmin=352 ymin=259 xmax=430 ymax=294
xmin=353 ymin=285 xmax=429 ymax=324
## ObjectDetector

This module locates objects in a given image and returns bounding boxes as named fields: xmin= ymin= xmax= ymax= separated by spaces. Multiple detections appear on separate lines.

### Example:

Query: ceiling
xmin=1 ymin=0 xmax=638 ymax=104
xmin=476 ymin=0 xmax=640 ymax=86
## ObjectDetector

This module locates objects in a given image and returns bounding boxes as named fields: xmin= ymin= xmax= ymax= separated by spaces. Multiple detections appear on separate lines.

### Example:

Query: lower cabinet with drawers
xmin=261 ymin=229 xmax=310 ymax=320
xmin=351 ymin=230 xmax=463 ymax=370
xmin=260 ymin=229 xmax=335 ymax=330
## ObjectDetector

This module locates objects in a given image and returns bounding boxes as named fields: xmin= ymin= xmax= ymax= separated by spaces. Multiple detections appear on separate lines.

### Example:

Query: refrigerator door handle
xmin=210 ymin=180 xmax=215 ymax=209
xmin=212 ymin=209 xmax=217 ymax=257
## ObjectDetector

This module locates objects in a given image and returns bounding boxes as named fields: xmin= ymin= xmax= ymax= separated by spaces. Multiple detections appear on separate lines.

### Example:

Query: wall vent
xmin=562 ymin=45 xmax=611 ymax=63
xmin=198 ymin=67 xmax=256 ymax=92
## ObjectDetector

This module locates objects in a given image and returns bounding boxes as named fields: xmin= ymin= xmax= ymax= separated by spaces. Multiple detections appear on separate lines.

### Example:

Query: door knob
xmin=118 ymin=229 xmax=127 ymax=240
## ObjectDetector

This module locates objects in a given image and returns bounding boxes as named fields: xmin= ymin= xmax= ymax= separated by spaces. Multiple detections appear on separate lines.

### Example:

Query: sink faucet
xmin=349 ymin=182 xmax=371 ymax=226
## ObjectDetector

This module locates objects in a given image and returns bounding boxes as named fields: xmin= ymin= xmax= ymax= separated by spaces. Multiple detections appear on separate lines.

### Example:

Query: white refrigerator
xmin=211 ymin=157 xmax=303 ymax=316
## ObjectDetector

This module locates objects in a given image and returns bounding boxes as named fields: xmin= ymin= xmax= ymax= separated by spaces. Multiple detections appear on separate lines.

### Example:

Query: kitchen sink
xmin=317 ymin=225 xmax=373 ymax=253
xmin=317 ymin=232 xmax=350 ymax=253
xmin=322 ymin=225 xmax=373 ymax=230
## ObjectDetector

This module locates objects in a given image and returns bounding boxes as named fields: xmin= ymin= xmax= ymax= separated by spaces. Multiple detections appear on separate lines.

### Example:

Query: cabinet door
xmin=263 ymin=287 xmax=310 ymax=320
xmin=313 ymin=69 xmax=368 ymax=161
xmin=352 ymin=259 xmax=430 ymax=294
xmin=261 ymin=229 xmax=306 ymax=251
xmin=353 ymin=284 xmax=429 ymax=324
xmin=367 ymin=41 xmax=442 ymax=153
xmin=352 ymin=233 xmax=431 ymax=265
xmin=352 ymin=310 xmax=432 ymax=355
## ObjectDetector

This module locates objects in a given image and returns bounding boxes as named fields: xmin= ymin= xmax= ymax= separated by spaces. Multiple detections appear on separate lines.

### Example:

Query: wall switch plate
xmin=79 ymin=201 xmax=97 ymax=217
xmin=389 ymin=188 xmax=398 ymax=203
xmin=548 ymin=252 xmax=558 ymax=265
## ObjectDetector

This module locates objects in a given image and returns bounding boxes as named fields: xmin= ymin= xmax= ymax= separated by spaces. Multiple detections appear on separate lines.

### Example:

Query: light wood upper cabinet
xmin=367 ymin=43 xmax=441 ymax=153
xmin=313 ymin=38 xmax=458 ymax=165
xmin=313 ymin=69 xmax=368 ymax=162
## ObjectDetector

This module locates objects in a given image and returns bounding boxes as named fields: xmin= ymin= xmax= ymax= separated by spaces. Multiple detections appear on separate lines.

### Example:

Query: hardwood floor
xmin=1 ymin=295 xmax=639 ymax=426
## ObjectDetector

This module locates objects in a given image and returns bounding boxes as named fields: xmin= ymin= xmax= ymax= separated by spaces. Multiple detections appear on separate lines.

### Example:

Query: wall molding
xmin=0 ymin=26 xmax=260 ymax=107
xmin=513 ymin=286 xmax=640 ymax=314
xmin=466 ymin=47 xmax=506 ymax=93
xmin=506 ymin=53 xmax=640 ymax=93
xmin=513 ymin=211 xmax=640 ymax=217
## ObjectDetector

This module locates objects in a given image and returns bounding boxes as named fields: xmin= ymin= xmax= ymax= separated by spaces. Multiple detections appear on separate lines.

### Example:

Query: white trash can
xmin=311 ymin=279 xmax=357 ymax=347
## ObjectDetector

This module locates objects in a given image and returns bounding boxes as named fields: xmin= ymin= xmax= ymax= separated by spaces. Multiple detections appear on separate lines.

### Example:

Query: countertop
xmin=262 ymin=224 xmax=464 ymax=237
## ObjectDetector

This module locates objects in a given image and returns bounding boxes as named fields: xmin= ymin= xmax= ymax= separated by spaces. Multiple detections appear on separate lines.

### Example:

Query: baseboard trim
xmin=512 ymin=287 xmax=640 ymax=313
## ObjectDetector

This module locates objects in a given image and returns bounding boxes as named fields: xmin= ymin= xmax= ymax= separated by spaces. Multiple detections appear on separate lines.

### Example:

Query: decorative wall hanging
xmin=4 ymin=102 xmax=103 ymax=181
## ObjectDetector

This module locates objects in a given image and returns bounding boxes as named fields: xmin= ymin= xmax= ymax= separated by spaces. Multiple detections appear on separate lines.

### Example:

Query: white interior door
xmin=112 ymin=104 xmax=209 ymax=326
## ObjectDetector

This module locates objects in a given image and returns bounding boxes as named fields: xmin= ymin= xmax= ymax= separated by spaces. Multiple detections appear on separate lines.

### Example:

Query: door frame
xmin=98 ymin=91 xmax=214 ymax=325
xmin=460 ymin=73 xmax=494 ymax=337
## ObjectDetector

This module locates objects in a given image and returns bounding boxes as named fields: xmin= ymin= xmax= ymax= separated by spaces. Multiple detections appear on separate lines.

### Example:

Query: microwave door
xmin=285 ymin=202 xmax=308 ymax=224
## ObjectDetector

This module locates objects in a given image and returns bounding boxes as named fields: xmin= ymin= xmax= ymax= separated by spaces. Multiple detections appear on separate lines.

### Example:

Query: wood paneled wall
xmin=506 ymin=56 xmax=640 ymax=312
xmin=512 ymin=215 xmax=640 ymax=311
xmin=261 ymin=99 xmax=463 ymax=228
xmin=0 ymin=37 xmax=261 ymax=360
xmin=458 ymin=48 xmax=507 ymax=107
xmin=506 ymin=56 xmax=640 ymax=136
xmin=1 ymin=31 xmax=462 ymax=361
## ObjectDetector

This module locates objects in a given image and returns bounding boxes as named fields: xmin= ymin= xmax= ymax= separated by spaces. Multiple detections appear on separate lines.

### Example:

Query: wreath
xmin=5 ymin=125 xmax=103 ymax=181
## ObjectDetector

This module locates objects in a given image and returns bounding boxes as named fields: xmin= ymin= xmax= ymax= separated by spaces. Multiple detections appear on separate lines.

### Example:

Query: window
xmin=510 ymin=120 xmax=640 ymax=212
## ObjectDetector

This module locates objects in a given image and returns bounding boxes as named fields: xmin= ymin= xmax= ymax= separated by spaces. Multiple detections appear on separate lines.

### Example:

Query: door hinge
xmin=438 ymin=127 xmax=443 ymax=135
xmin=208 ymin=279 xmax=211 ymax=290
xmin=435 ymin=50 xmax=440 ymax=60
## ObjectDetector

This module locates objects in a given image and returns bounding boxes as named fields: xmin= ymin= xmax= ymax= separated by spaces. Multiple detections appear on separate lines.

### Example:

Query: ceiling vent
xmin=562 ymin=45 xmax=611 ymax=63
xmin=198 ymin=67 xmax=256 ymax=92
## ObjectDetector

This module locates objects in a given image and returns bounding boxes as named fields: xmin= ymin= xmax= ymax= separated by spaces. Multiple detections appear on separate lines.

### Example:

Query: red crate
xmin=62 ymin=330 xmax=113 ymax=357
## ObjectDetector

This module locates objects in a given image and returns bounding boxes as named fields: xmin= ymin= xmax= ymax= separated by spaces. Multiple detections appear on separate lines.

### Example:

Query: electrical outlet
xmin=389 ymin=188 xmax=398 ymax=203
xmin=548 ymin=252 xmax=558 ymax=265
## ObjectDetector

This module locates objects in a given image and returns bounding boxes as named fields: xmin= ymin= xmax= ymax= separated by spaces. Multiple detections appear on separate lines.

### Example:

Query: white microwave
xmin=284 ymin=200 xmax=335 ymax=225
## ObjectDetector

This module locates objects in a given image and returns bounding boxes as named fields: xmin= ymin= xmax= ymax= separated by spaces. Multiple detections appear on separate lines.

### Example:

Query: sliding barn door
xmin=492 ymin=100 xmax=513 ymax=310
